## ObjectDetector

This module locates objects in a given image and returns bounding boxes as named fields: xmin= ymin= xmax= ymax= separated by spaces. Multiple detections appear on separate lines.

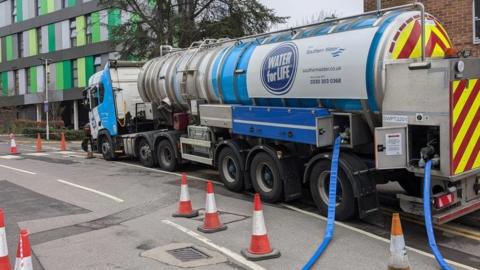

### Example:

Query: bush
xmin=22 ymin=127 xmax=84 ymax=141
xmin=1 ymin=119 xmax=65 ymax=134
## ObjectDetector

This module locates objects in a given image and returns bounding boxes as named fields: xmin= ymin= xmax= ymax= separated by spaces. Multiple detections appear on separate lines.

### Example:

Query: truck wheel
xmin=218 ymin=147 xmax=244 ymax=192
xmin=250 ymin=152 xmax=283 ymax=202
xmin=100 ymin=137 xmax=116 ymax=161
xmin=157 ymin=140 xmax=178 ymax=171
xmin=138 ymin=139 xmax=155 ymax=167
xmin=309 ymin=159 xmax=356 ymax=221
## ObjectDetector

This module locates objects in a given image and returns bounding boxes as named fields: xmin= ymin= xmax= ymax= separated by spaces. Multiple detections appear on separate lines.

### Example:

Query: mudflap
xmin=280 ymin=157 xmax=303 ymax=202
xmin=341 ymin=153 xmax=378 ymax=219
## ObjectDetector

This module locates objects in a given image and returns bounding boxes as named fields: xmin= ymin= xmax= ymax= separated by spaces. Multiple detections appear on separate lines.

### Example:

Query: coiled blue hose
xmin=423 ymin=160 xmax=454 ymax=270
xmin=302 ymin=136 xmax=342 ymax=270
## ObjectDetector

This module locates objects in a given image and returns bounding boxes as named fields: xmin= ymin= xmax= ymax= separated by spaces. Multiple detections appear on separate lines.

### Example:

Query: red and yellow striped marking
xmin=451 ymin=79 xmax=480 ymax=175
xmin=389 ymin=15 xmax=452 ymax=59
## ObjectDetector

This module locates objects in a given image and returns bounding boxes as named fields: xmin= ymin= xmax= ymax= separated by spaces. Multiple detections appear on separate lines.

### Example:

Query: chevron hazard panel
xmin=451 ymin=79 xmax=480 ymax=175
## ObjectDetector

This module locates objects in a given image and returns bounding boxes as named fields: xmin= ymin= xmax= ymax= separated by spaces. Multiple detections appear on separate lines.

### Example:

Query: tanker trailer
xmin=84 ymin=3 xmax=480 ymax=223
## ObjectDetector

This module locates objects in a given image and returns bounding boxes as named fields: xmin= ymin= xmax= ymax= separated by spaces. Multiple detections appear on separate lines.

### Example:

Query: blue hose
xmin=302 ymin=136 xmax=342 ymax=270
xmin=423 ymin=160 xmax=454 ymax=270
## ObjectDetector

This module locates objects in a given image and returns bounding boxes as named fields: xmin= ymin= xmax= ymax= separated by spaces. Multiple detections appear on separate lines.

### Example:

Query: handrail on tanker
xmin=185 ymin=3 xmax=427 ymax=62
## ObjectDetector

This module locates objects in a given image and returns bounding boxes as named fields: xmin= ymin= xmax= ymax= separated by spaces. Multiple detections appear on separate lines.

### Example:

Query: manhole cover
xmin=166 ymin=246 xmax=211 ymax=262
xmin=141 ymin=242 xmax=227 ymax=268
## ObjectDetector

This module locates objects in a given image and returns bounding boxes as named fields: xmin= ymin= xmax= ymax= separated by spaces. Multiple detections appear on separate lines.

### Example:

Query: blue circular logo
xmin=261 ymin=43 xmax=298 ymax=95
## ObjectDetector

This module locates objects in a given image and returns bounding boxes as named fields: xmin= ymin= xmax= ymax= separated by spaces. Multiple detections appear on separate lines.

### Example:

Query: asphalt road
xmin=0 ymin=136 xmax=479 ymax=270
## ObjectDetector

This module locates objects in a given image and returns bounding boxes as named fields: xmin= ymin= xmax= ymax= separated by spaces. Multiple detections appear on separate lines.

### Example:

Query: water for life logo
xmin=261 ymin=43 xmax=298 ymax=95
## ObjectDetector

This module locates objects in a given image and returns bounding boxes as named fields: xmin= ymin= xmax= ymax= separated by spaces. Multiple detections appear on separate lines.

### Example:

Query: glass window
xmin=86 ymin=14 xmax=92 ymax=44
xmin=70 ymin=19 xmax=77 ymax=46
xmin=14 ymin=70 xmax=19 ymax=96
xmin=475 ymin=0 xmax=480 ymax=43
xmin=94 ymin=55 xmax=102 ymax=72
xmin=37 ymin=28 xmax=42 ymax=52
xmin=90 ymin=86 xmax=98 ymax=108
xmin=18 ymin=33 xmax=24 ymax=58
xmin=98 ymin=82 xmax=104 ymax=103
xmin=72 ymin=59 xmax=78 ymax=87
xmin=12 ymin=0 xmax=17 ymax=23
xmin=26 ymin=67 xmax=31 ymax=93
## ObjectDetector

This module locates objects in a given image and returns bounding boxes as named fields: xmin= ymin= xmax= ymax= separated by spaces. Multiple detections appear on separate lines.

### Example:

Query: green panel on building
xmin=5 ymin=36 xmax=14 ymax=61
xmin=77 ymin=57 xmax=86 ymax=87
xmin=29 ymin=29 xmax=38 ymax=56
xmin=1 ymin=72 xmax=8 ymax=96
xmin=47 ymin=0 xmax=54 ymax=13
xmin=67 ymin=0 xmax=76 ymax=7
xmin=85 ymin=56 xmax=95 ymax=83
xmin=29 ymin=68 xmax=37 ymax=94
xmin=108 ymin=9 xmax=121 ymax=40
xmin=63 ymin=60 xmax=73 ymax=89
xmin=40 ymin=0 xmax=48 ymax=15
xmin=48 ymin=24 xmax=56 ymax=52
xmin=56 ymin=62 xmax=64 ymax=90
xmin=91 ymin=12 xmax=101 ymax=43
xmin=16 ymin=0 xmax=23 ymax=22
xmin=76 ymin=16 xmax=86 ymax=46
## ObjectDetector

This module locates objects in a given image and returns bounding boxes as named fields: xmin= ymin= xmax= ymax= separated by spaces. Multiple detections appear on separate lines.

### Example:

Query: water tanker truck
xmin=83 ymin=3 xmax=480 ymax=223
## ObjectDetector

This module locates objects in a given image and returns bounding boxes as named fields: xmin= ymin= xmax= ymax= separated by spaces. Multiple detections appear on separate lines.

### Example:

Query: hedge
xmin=22 ymin=128 xmax=85 ymax=141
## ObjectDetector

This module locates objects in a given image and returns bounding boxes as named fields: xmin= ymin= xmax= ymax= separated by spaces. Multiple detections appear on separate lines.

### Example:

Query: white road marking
xmin=53 ymin=151 xmax=77 ymax=155
xmin=0 ymin=155 xmax=22 ymax=160
xmin=57 ymin=179 xmax=124 ymax=203
xmin=117 ymin=162 xmax=224 ymax=185
xmin=0 ymin=164 xmax=36 ymax=175
xmin=162 ymin=220 xmax=266 ymax=270
xmin=23 ymin=153 xmax=49 ymax=156
xmin=280 ymin=204 xmax=477 ymax=270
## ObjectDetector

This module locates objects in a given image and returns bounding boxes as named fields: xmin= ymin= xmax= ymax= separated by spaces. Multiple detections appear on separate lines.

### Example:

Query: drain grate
xmin=166 ymin=246 xmax=211 ymax=262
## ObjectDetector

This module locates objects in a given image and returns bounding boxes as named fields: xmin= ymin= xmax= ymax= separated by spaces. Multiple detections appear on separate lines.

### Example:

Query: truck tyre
xmin=250 ymin=152 xmax=283 ymax=203
xmin=309 ymin=159 xmax=356 ymax=221
xmin=157 ymin=140 xmax=178 ymax=171
xmin=138 ymin=139 xmax=155 ymax=167
xmin=100 ymin=136 xmax=116 ymax=161
xmin=218 ymin=147 xmax=244 ymax=192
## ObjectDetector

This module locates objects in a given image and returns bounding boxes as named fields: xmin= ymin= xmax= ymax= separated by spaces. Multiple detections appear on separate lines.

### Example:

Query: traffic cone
xmin=0 ymin=209 xmax=11 ymax=270
xmin=35 ymin=133 xmax=42 ymax=153
xmin=9 ymin=134 xmax=18 ymax=155
xmin=197 ymin=181 xmax=227 ymax=233
xmin=14 ymin=229 xmax=32 ymax=270
xmin=60 ymin=133 xmax=67 ymax=151
xmin=172 ymin=173 xmax=199 ymax=218
xmin=388 ymin=213 xmax=411 ymax=270
xmin=86 ymin=142 xmax=94 ymax=159
xmin=241 ymin=193 xmax=280 ymax=261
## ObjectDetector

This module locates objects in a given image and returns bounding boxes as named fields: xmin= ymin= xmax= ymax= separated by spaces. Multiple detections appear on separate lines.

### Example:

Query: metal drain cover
xmin=141 ymin=243 xmax=227 ymax=268
xmin=167 ymin=246 xmax=211 ymax=262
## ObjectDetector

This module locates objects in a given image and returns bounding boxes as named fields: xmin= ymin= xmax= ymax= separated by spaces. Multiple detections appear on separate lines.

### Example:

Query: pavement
xmin=0 ymin=136 xmax=478 ymax=270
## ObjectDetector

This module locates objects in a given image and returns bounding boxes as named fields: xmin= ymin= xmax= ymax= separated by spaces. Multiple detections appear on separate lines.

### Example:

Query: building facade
xmin=364 ymin=0 xmax=480 ymax=57
xmin=0 ymin=0 xmax=123 ymax=130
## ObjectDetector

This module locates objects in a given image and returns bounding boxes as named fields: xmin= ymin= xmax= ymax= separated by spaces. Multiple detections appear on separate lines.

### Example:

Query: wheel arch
xmin=214 ymin=139 xmax=249 ymax=169
xmin=153 ymin=132 xmax=181 ymax=160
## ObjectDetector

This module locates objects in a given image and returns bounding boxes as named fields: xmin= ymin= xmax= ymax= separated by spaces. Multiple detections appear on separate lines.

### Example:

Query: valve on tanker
xmin=419 ymin=145 xmax=440 ymax=168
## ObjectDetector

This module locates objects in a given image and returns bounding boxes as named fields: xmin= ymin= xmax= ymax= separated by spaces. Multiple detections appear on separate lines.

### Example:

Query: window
xmin=86 ymin=14 xmax=92 ymax=44
xmin=14 ymin=70 xmax=19 ymax=96
xmin=37 ymin=28 xmax=42 ymax=52
xmin=72 ymin=59 xmax=78 ymax=87
xmin=26 ymin=67 xmax=31 ymax=93
xmin=70 ymin=19 xmax=77 ymax=46
xmin=12 ymin=0 xmax=17 ymax=22
xmin=98 ymin=82 xmax=104 ymax=103
xmin=475 ymin=0 xmax=480 ymax=43
xmin=90 ymin=86 xmax=98 ymax=108
xmin=35 ymin=0 xmax=40 ymax=16
xmin=94 ymin=56 xmax=102 ymax=72
xmin=18 ymin=33 xmax=24 ymax=58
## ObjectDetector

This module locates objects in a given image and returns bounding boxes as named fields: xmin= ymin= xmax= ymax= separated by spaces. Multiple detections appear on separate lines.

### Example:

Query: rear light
xmin=445 ymin=48 xmax=458 ymax=58
xmin=434 ymin=192 xmax=455 ymax=209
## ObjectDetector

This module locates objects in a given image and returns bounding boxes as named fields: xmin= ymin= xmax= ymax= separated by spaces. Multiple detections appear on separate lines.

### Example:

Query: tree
xmin=98 ymin=0 xmax=287 ymax=59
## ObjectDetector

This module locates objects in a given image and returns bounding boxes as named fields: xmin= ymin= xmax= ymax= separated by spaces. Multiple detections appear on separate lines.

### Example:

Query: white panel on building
xmin=18 ymin=69 xmax=26 ymax=95
xmin=37 ymin=65 xmax=45 ymax=93
xmin=41 ymin=26 xmax=49 ymax=54
xmin=100 ymin=10 xmax=109 ymax=41
xmin=22 ymin=31 xmax=30 ymax=57
xmin=0 ymin=1 xmax=12 ymax=28
xmin=61 ymin=20 xmax=71 ymax=49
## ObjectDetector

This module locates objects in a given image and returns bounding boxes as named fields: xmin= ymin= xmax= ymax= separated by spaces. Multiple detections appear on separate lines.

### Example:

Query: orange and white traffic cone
xmin=9 ymin=134 xmax=18 ymax=155
xmin=173 ymin=173 xmax=199 ymax=218
xmin=0 ymin=209 xmax=11 ymax=270
xmin=14 ymin=229 xmax=32 ymax=270
xmin=35 ymin=134 xmax=42 ymax=153
xmin=60 ymin=133 xmax=67 ymax=151
xmin=241 ymin=193 xmax=280 ymax=261
xmin=388 ymin=213 xmax=411 ymax=270
xmin=197 ymin=181 xmax=227 ymax=233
